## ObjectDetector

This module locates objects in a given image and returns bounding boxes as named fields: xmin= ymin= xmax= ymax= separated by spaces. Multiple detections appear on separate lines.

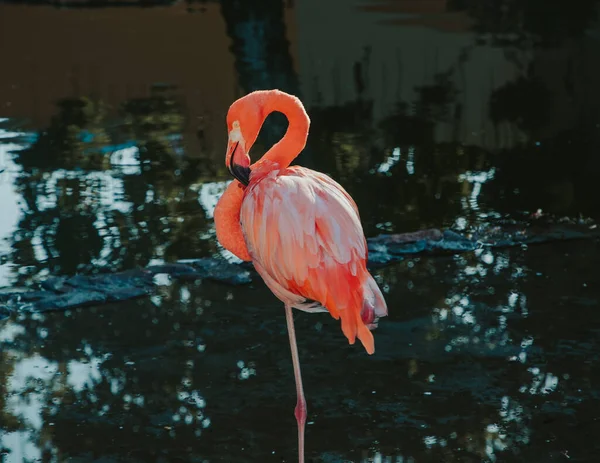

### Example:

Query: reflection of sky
xmin=110 ymin=146 xmax=142 ymax=175
xmin=197 ymin=179 xmax=231 ymax=220
xmin=0 ymin=126 xmax=24 ymax=288
xmin=0 ymin=346 xmax=113 ymax=463
xmin=67 ymin=356 xmax=105 ymax=392
xmin=37 ymin=169 xmax=133 ymax=214
xmin=1 ymin=354 xmax=57 ymax=462
xmin=374 ymin=145 xmax=416 ymax=176
xmin=458 ymin=167 xmax=496 ymax=213
xmin=376 ymin=146 xmax=401 ymax=174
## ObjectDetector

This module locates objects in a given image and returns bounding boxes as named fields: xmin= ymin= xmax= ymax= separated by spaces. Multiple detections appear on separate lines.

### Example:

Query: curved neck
xmin=254 ymin=91 xmax=310 ymax=169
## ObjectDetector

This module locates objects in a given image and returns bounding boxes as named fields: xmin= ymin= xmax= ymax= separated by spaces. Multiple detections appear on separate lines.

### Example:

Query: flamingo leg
xmin=285 ymin=304 xmax=306 ymax=463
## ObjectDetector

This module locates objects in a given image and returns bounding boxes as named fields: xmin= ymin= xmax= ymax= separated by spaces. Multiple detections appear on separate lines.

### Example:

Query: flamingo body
xmin=240 ymin=162 xmax=386 ymax=354
xmin=213 ymin=89 xmax=387 ymax=462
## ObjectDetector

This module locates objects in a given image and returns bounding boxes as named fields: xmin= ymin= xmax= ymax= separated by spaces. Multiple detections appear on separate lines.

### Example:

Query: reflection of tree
xmin=413 ymin=71 xmax=460 ymax=126
xmin=489 ymin=71 xmax=553 ymax=135
xmin=220 ymin=0 xmax=299 ymax=97
xmin=308 ymin=100 xmax=375 ymax=181
xmin=219 ymin=0 xmax=316 ymax=167
xmin=15 ymin=97 xmax=109 ymax=171
xmin=485 ymin=124 xmax=598 ymax=216
xmin=120 ymin=84 xmax=185 ymax=168
xmin=306 ymin=67 xmax=491 ymax=235
xmin=8 ymin=90 xmax=218 ymax=284
xmin=377 ymin=69 xmax=460 ymax=156
xmin=486 ymin=62 xmax=600 ymax=217
xmin=448 ymin=0 xmax=600 ymax=47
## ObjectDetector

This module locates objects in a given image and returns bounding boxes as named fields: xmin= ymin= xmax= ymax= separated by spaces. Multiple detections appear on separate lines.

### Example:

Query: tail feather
xmin=360 ymin=275 xmax=388 ymax=330
xmin=339 ymin=273 xmax=388 ymax=355
xmin=258 ymin=255 xmax=387 ymax=355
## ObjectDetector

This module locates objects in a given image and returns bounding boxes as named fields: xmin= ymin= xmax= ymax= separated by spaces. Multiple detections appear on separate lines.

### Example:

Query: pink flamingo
xmin=214 ymin=89 xmax=387 ymax=463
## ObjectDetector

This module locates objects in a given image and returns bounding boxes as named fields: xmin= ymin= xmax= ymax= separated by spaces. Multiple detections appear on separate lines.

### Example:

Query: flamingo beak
xmin=227 ymin=141 xmax=251 ymax=186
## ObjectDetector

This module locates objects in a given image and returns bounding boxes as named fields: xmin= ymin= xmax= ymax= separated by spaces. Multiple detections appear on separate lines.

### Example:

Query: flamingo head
xmin=225 ymin=96 xmax=265 ymax=186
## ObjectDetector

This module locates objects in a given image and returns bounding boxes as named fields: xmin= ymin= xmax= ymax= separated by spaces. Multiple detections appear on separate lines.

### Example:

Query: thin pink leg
xmin=285 ymin=304 xmax=306 ymax=463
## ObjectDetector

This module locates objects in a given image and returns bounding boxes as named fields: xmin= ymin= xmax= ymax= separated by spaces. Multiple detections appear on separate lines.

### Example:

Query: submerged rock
xmin=366 ymin=221 xmax=600 ymax=266
xmin=0 ymin=270 xmax=156 ymax=315
xmin=0 ymin=261 xmax=253 ymax=318
xmin=147 ymin=259 xmax=252 ymax=285
xmin=41 ymin=269 xmax=155 ymax=300
xmin=0 ymin=288 xmax=50 ymax=303
xmin=146 ymin=263 xmax=205 ymax=280
xmin=29 ymin=291 xmax=108 ymax=312
xmin=366 ymin=228 xmax=479 ymax=266
xmin=176 ymin=258 xmax=253 ymax=285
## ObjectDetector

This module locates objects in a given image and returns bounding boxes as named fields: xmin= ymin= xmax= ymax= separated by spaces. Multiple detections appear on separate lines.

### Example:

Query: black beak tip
xmin=228 ymin=163 xmax=251 ymax=186
xmin=228 ymin=141 xmax=251 ymax=186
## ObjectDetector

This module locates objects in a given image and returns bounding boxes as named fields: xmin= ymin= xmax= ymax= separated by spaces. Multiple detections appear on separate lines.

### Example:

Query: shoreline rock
xmin=1 ymin=220 xmax=598 ymax=320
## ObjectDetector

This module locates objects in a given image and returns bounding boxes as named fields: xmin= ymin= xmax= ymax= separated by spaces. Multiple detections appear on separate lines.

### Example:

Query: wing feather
xmin=240 ymin=166 xmax=386 ymax=353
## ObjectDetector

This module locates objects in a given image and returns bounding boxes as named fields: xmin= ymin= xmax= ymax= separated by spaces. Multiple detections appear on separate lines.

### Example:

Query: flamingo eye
xmin=229 ymin=120 xmax=244 ymax=145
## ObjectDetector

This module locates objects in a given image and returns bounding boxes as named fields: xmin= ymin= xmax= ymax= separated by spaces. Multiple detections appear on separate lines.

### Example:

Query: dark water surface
xmin=1 ymin=1 xmax=600 ymax=462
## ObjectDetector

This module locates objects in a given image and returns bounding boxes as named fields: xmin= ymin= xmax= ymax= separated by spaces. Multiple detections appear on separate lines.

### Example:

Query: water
xmin=1 ymin=1 xmax=600 ymax=462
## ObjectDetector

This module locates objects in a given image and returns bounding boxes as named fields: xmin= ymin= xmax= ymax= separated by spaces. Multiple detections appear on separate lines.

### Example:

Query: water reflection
xmin=0 ymin=279 xmax=216 ymax=462
xmin=1 ymin=0 xmax=600 ymax=461
xmin=4 ymin=242 xmax=598 ymax=461
xmin=4 ymin=91 xmax=220 ymax=286
xmin=1 ymin=128 xmax=599 ymax=460
xmin=366 ymin=240 xmax=598 ymax=462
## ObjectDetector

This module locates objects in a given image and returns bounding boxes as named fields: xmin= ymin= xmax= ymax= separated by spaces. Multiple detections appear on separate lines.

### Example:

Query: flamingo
xmin=214 ymin=89 xmax=387 ymax=463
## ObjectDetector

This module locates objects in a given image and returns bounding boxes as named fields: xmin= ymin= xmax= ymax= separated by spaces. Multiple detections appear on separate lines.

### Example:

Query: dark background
xmin=1 ymin=1 xmax=599 ymax=462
